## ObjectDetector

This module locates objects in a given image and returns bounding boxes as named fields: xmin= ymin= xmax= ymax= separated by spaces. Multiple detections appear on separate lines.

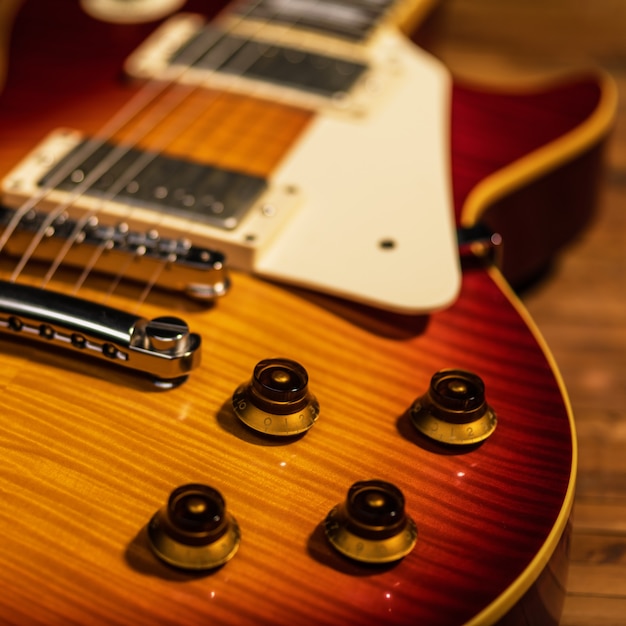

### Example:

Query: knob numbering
xmin=410 ymin=369 xmax=497 ymax=445
xmin=325 ymin=480 xmax=417 ymax=564
xmin=147 ymin=484 xmax=240 ymax=571
xmin=232 ymin=358 xmax=320 ymax=436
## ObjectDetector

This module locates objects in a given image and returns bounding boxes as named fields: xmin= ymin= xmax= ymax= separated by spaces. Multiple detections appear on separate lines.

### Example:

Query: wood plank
xmin=561 ymin=597 xmax=626 ymax=626
xmin=573 ymin=502 xmax=626 ymax=534
xmin=568 ymin=563 xmax=626 ymax=597
xmin=569 ymin=531 xmax=626 ymax=564
xmin=575 ymin=409 xmax=626 ymax=497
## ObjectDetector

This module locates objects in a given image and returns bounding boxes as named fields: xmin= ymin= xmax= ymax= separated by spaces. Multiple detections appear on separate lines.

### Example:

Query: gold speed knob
xmin=325 ymin=480 xmax=417 ymax=564
xmin=232 ymin=358 xmax=320 ymax=436
xmin=410 ymin=369 xmax=496 ymax=446
xmin=147 ymin=484 xmax=240 ymax=571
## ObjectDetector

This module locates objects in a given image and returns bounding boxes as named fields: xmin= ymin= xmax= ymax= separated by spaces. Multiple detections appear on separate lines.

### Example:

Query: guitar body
xmin=0 ymin=1 xmax=616 ymax=625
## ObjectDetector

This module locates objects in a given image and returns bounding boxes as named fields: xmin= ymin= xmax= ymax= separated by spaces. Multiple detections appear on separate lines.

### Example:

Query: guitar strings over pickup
xmin=1 ymin=9 xmax=461 ymax=314
xmin=41 ymin=139 xmax=268 ymax=232
xmin=124 ymin=13 xmax=402 ymax=118
xmin=2 ymin=128 xmax=302 ymax=273
xmin=168 ymin=28 xmax=368 ymax=99
xmin=0 ymin=280 xmax=201 ymax=388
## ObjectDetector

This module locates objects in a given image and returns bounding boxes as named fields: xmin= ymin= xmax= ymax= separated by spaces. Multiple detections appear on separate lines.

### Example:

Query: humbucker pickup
xmin=2 ymin=128 xmax=301 ymax=273
xmin=123 ymin=12 xmax=398 ymax=117
xmin=169 ymin=28 xmax=369 ymax=98
xmin=233 ymin=0 xmax=398 ymax=42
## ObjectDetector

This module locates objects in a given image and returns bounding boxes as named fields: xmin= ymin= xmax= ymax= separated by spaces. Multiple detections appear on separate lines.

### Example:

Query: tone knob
xmin=410 ymin=369 xmax=497 ymax=445
xmin=147 ymin=483 xmax=240 ymax=571
xmin=232 ymin=358 xmax=320 ymax=436
xmin=325 ymin=480 xmax=417 ymax=564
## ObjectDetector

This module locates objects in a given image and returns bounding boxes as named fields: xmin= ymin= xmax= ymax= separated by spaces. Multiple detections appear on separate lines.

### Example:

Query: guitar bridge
xmin=0 ymin=280 xmax=201 ymax=388
xmin=0 ymin=206 xmax=230 ymax=301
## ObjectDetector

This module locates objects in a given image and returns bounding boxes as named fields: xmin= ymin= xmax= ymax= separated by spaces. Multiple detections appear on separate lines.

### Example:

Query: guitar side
xmin=0 ymin=1 xmax=616 ymax=624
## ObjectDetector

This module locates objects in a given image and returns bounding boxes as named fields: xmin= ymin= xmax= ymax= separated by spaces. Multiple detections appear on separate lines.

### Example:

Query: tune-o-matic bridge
xmin=0 ymin=206 xmax=230 ymax=300
xmin=0 ymin=280 xmax=201 ymax=388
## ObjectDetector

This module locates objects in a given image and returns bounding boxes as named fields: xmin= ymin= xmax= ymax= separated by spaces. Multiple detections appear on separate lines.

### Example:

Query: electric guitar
xmin=0 ymin=1 xmax=616 ymax=624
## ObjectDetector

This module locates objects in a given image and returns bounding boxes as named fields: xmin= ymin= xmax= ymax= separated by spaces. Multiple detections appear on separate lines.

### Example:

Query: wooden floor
xmin=422 ymin=2 xmax=626 ymax=624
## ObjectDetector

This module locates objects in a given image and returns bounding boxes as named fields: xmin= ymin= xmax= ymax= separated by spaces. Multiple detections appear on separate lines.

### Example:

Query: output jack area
xmin=232 ymin=358 xmax=320 ymax=436
xmin=325 ymin=479 xmax=417 ymax=564
xmin=410 ymin=369 xmax=497 ymax=446
xmin=147 ymin=483 xmax=240 ymax=571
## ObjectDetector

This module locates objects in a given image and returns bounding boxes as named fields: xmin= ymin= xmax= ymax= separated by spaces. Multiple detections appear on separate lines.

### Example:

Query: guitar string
xmin=0 ymin=26 xmax=219 ymax=255
xmin=3 ymin=0 xmax=267 ymax=282
xmin=37 ymin=0 xmax=339 ymax=307
xmin=4 ymin=0 xmax=364 ymax=292
xmin=123 ymin=13 xmax=338 ymax=309
xmin=122 ymin=3 xmax=378 ymax=310
xmin=65 ymin=7 xmax=332 ymax=307
xmin=42 ymin=10 xmax=307 ymax=295
xmin=58 ymin=17 xmax=319 ymax=305
xmin=70 ymin=87 xmax=287 ymax=305
xmin=90 ymin=8 xmax=324 ymax=309
xmin=1 ymin=0 xmax=372 ymax=264
xmin=6 ymin=0 xmax=337 ymax=304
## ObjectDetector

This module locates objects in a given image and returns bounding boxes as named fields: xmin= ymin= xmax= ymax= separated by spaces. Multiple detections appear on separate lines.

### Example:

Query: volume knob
xmin=147 ymin=484 xmax=240 ymax=571
xmin=410 ymin=369 xmax=497 ymax=445
xmin=325 ymin=480 xmax=417 ymax=564
xmin=232 ymin=358 xmax=320 ymax=436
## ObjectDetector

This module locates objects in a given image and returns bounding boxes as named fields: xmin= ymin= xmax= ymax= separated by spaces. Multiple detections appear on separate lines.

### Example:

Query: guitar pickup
xmin=123 ymin=13 xmax=399 ymax=118
xmin=2 ymin=129 xmax=301 ymax=273
xmin=0 ymin=280 xmax=201 ymax=388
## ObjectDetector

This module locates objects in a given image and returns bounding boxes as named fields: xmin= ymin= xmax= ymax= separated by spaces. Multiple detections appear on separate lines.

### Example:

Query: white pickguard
xmin=260 ymin=32 xmax=459 ymax=313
